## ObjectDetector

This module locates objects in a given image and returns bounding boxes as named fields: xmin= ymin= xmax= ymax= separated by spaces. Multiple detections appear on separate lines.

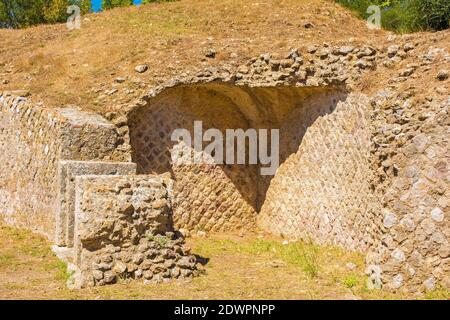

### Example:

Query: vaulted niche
xmin=128 ymin=83 xmax=348 ymax=233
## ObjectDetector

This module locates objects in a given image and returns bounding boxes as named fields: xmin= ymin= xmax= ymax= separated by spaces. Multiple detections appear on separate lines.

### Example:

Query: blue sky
xmin=91 ymin=0 xmax=143 ymax=13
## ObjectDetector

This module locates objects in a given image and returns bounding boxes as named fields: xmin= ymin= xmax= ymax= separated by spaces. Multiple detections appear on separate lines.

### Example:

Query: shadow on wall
xmin=127 ymin=83 xmax=347 ymax=231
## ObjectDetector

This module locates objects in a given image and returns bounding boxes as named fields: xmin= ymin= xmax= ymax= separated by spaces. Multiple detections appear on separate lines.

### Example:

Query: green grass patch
xmin=43 ymin=259 xmax=70 ymax=282
xmin=343 ymin=274 xmax=360 ymax=288
xmin=0 ymin=253 xmax=17 ymax=268
xmin=193 ymin=237 xmax=344 ymax=279
xmin=147 ymin=233 xmax=170 ymax=248
xmin=425 ymin=288 xmax=450 ymax=300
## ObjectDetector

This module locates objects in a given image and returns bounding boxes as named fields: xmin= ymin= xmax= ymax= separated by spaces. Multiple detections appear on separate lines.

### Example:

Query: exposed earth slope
xmin=0 ymin=0 xmax=449 ymax=297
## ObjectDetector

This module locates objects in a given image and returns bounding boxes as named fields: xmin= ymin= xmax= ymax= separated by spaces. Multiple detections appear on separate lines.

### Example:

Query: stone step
xmin=56 ymin=160 xmax=137 ymax=247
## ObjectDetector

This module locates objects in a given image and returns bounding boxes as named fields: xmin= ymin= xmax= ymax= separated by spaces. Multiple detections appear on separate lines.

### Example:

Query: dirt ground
xmin=0 ymin=0 xmax=388 ymax=113
xmin=0 ymin=0 xmax=448 ymax=117
xmin=0 ymin=223 xmax=448 ymax=300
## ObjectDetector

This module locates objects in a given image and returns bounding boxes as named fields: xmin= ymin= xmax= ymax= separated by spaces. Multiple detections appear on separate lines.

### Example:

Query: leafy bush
xmin=0 ymin=0 xmax=91 ymax=28
xmin=408 ymin=0 xmax=450 ymax=31
xmin=44 ymin=0 xmax=91 ymax=24
xmin=336 ymin=0 xmax=450 ymax=33
xmin=1 ymin=0 xmax=48 ymax=28
xmin=0 ymin=0 xmax=176 ymax=28
xmin=102 ymin=0 xmax=133 ymax=10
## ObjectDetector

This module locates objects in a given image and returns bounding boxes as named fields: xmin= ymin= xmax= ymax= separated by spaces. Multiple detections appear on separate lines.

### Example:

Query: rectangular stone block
xmin=70 ymin=174 xmax=200 ymax=288
xmin=56 ymin=160 xmax=136 ymax=247
xmin=57 ymin=107 xmax=130 ymax=162
xmin=0 ymin=94 xmax=132 ymax=240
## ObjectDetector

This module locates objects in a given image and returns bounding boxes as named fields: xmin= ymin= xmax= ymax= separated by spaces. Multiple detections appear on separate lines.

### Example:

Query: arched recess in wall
xmin=127 ymin=82 xmax=353 ymax=234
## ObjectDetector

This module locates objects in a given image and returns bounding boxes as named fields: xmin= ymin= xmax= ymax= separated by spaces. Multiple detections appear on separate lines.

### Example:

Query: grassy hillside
xmin=0 ymin=0 xmax=448 ymax=114
xmin=0 ymin=0 xmax=385 ymax=112
xmin=336 ymin=0 xmax=450 ymax=33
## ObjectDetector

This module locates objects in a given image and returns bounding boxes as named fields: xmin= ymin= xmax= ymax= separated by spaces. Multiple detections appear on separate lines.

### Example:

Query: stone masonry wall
xmin=125 ymin=41 xmax=447 ymax=292
xmin=128 ymin=86 xmax=259 ymax=233
xmin=128 ymin=83 xmax=346 ymax=233
xmin=0 ymin=92 xmax=128 ymax=239
xmin=259 ymin=93 xmax=380 ymax=251
xmin=366 ymin=90 xmax=449 ymax=292
xmin=56 ymin=160 xmax=137 ymax=247
xmin=71 ymin=174 xmax=199 ymax=288
xmin=1 ymin=39 xmax=447 ymax=293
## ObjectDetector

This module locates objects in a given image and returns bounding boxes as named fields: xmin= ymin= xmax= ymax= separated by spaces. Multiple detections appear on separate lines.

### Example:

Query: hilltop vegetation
xmin=0 ymin=0 xmax=172 ymax=28
xmin=336 ymin=0 xmax=450 ymax=33
xmin=0 ymin=0 xmax=387 ymax=111
xmin=0 ymin=0 xmax=91 ymax=28
xmin=1 ymin=0 xmax=449 ymax=32
xmin=0 ymin=0 xmax=447 ymax=114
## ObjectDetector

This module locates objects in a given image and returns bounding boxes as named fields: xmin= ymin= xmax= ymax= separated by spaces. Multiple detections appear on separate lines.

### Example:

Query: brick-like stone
xmin=56 ymin=160 xmax=136 ymax=246
xmin=0 ymin=94 xmax=128 ymax=239
xmin=70 ymin=174 xmax=199 ymax=288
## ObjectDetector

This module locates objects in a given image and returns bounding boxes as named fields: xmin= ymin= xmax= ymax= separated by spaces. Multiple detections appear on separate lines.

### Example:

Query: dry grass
xmin=0 ymin=0 xmax=448 ymax=115
xmin=0 ymin=223 xmax=448 ymax=300
xmin=0 ymin=0 xmax=386 ymax=113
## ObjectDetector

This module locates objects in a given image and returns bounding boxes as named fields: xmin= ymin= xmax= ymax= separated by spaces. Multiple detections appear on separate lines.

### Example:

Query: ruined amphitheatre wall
xmin=125 ymin=39 xmax=449 ymax=292
xmin=128 ymin=84 xmax=259 ymax=233
xmin=128 ymin=83 xmax=348 ymax=234
xmin=72 ymin=174 xmax=200 ymax=288
xmin=1 ymin=38 xmax=448 ymax=292
xmin=0 ymin=92 xmax=128 ymax=239
xmin=259 ymin=93 xmax=380 ymax=252
xmin=366 ymin=91 xmax=450 ymax=292
xmin=0 ymin=93 xmax=200 ymax=288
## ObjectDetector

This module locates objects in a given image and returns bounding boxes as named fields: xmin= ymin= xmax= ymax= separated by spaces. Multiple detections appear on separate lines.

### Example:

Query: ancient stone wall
xmin=366 ymin=91 xmax=449 ymax=292
xmin=1 ymin=40 xmax=448 ymax=293
xmin=259 ymin=93 xmax=380 ymax=251
xmin=128 ymin=84 xmax=260 ymax=233
xmin=0 ymin=92 xmax=128 ymax=239
xmin=71 ymin=174 xmax=199 ymax=288
xmin=123 ymin=42 xmax=448 ymax=292
xmin=128 ymin=83 xmax=347 ymax=233
xmin=56 ymin=160 xmax=137 ymax=247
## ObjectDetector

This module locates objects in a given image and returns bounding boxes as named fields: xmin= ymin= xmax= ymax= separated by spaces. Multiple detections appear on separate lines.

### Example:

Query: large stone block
xmin=0 ymin=93 xmax=131 ymax=239
xmin=70 ymin=174 xmax=199 ymax=288
xmin=57 ymin=107 xmax=130 ymax=162
xmin=56 ymin=160 xmax=137 ymax=247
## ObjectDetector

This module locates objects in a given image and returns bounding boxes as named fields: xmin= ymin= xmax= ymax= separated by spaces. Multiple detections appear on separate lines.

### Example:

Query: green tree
xmin=44 ymin=0 xmax=91 ymax=23
xmin=0 ymin=0 xmax=49 ymax=28
xmin=0 ymin=1 xmax=9 ymax=27
xmin=103 ymin=0 xmax=133 ymax=10
xmin=142 ymin=0 xmax=176 ymax=3
xmin=0 ymin=0 xmax=91 ymax=28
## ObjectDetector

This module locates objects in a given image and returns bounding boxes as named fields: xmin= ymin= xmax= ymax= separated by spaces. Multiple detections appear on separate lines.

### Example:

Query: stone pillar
xmin=70 ymin=174 xmax=200 ymax=288
xmin=56 ymin=160 xmax=137 ymax=247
